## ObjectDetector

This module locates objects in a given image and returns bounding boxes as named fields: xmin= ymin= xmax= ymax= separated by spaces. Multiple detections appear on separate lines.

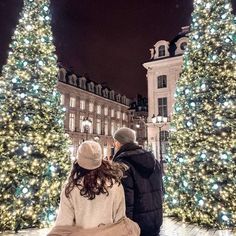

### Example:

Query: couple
xmin=49 ymin=127 xmax=163 ymax=236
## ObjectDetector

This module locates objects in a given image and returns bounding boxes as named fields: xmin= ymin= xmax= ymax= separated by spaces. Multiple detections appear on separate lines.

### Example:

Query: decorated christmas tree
xmin=164 ymin=0 xmax=236 ymax=229
xmin=0 ymin=0 xmax=70 ymax=231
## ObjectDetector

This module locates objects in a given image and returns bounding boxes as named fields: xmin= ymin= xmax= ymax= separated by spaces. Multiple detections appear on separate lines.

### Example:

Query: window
xmin=180 ymin=42 xmax=187 ymax=50
xmin=158 ymin=45 xmax=165 ymax=57
xmin=104 ymin=107 xmax=108 ymax=116
xmin=88 ymin=83 xmax=94 ymax=92
xmin=116 ymin=95 xmax=121 ymax=102
xmin=80 ymin=115 xmax=84 ymax=132
xmin=117 ymin=123 xmax=121 ymax=129
xmin=122 ymin=112 xmax=126 ymax=120
xmin=160 ymin=131 xmax=169 ymax=142
xmin=158 ymin=97 xmax=168 ymax=117
xmin=111 ymin=121 xmax=116 ymax=135
xmin=80 ymin=100 xmax=85 ymax=110
xmin=157 ymin=75 xmax=167 ymax=88
xmin=60 ymin=94 xmax=65 ymax=105
xmin=81 ymin=79 xmax=86 ymax=89
xmin=96 ymin=85 xmax=102 ymax=95
xmin=69 ymin=113 xmax=75 ymax=131
xmin=97 ymin=119 xmax=101 ymax=135
xmin=160 ymin=131 xmax=169 ymax=156
xmin=104 ymin=119 xmax=108 ymax=135
xmin=89 ymin=117 xmax=93 ymax=134
xmin=110 ymin=91 xmax=115 ymax=100
xmin=70 ymin=97 xmax=76 ymax=107
xmin=97 ymin=105 xmax=101 ymax=114
xmin=89 ymin=102 xmax=94 ymax=112
xmin=111 ymin=109 xmax=115 ymax=117
xmin=117 ymin=111 xmax=120 ymax=119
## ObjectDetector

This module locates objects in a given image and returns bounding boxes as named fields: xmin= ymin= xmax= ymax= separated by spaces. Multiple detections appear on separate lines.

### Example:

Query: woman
xmin=55 ymin=140 xmax=127 ymax=228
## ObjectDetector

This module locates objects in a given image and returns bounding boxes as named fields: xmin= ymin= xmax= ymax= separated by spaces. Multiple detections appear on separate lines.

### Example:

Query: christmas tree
xmin=164 ymin=0 xmax=236 ymax=229
xmin=0 ymin=0 xmax=70 ymax=231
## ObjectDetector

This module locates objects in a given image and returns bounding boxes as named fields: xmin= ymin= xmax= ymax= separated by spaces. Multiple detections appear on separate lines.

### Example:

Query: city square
xmin=0 ymin=0 xmax=235 ymax=235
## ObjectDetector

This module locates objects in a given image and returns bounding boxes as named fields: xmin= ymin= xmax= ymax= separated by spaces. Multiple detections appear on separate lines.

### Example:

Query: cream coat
xmin=55 ymin=182 xmax=126 ymax=229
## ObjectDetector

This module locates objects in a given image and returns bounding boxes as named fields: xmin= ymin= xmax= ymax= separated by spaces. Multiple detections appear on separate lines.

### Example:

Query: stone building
xmin=57 ymin=66 xmax=131 ymax=159
xmin=143 ymin=26 xmax=189 ymax=160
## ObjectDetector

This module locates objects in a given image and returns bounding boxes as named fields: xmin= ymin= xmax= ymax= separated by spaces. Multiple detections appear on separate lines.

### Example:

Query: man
xmin=113 ymin=127 xmax=163 ymax=236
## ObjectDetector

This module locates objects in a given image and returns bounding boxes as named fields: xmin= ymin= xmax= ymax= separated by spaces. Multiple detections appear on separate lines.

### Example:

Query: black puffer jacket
xmin=113 ymin=143 xmax=163 ymax=236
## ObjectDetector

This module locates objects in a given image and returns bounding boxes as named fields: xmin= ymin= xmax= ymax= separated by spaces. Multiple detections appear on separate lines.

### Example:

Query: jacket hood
xmin=113 ymin=143 xmax=156 ymax=175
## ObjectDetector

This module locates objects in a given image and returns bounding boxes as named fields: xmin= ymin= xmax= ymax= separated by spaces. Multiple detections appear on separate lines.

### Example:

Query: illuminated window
xmin=69 ymin=113 xmax=75 ymax=131
xmin=104 ymin=119 xmax=108 ymax=135
xmin=89 ymin=102 xmax=94 ymax=112
xmin=97 ymin=105 xmax=101 ymax=114
xmin=60 ymin=94 xmax=65 ymax=105
xmin=104 ymin=107 xmax=108 ymax=116
xmin=97 ymin=119 xmax=101 ymax=134
xmin=111 ymin=109 xmax=115 ymax=117
xmin=80 ymin=100 xmax=85 ymax=110
xmin=117 ymin=111 xmax=120 ymax=119
xmin=70 ymin=97 xmax=76 ymax=107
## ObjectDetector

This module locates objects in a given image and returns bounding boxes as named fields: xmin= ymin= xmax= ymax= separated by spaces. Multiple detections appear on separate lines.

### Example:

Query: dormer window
xmin=158 ymin=45 xmax=165 ymax=57
xmin=79 ymin=77 xmax=87 ymax=89
xmin=96 ymin=85 xmax=102 ymax=95
xmin=175 ymin=37 xmax=188 ymax=55
xmin=82 ymin=80 xmax=86 ymax=89
xmin=103 ymin=89 xmax=109 ymax=98
xmin=58 ymin=68 xmax=66 ymax=82
xmin=116 ymin=94 xmax=121 ymax=102
xmin=110 ymin=91 xmax=115 ymax=100
xmin=88 ymin=82 xmax=94 ymax=92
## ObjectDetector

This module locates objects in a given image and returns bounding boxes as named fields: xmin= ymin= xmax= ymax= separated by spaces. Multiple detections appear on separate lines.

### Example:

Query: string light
xmin=164 ymin=0 xmax=236 ymax=230
xmin=0 ymin=0 xmax=70 ymax=232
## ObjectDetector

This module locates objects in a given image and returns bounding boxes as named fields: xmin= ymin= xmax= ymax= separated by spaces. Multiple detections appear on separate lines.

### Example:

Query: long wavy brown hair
xmin=65 ymin=160 xmax=127 ymax=200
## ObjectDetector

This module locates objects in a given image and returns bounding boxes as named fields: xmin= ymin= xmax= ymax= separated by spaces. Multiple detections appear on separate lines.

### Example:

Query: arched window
xmin=157 ymin=75 xmax=167 ymax=88
xmin=180 ymin=42 xmax=187 ymax=50
xmin=158 ymin=45 xmax=165 ymax=57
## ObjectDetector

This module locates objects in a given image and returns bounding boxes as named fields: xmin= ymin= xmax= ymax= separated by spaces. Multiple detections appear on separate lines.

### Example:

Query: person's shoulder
xmin=109 ymin=182 xmax=124 ymax=192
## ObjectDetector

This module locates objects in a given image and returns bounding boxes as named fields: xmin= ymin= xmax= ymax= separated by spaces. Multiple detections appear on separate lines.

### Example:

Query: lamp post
xmin=82 ymin=117 xmax=92 ymax=141
xmin=152 ymin=114 xmax=168 ymax=174
xmin=135 ymin=116 xmax=148 ymax=148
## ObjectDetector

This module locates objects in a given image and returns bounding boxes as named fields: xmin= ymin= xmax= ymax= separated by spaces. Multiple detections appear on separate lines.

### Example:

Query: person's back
xmin=113 ymin=128 xmax=163 ymax=236
xmin=55 ymin=141 xmax=126 ymax=229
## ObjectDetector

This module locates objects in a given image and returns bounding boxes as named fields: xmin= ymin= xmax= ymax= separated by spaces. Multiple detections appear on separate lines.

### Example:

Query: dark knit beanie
xmin=113 ymin=127 xmax=136 ymax=144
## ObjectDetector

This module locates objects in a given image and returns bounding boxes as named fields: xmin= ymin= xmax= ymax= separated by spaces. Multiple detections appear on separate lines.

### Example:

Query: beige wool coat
xmin=55 ymin=183 xmax=126 ymax=229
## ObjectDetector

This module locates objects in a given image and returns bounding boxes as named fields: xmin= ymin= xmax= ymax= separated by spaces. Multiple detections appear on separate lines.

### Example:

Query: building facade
xmin=57 ymin=67 xmax=131 ymax=159
xmin=143 ymin=26 xmax=189 ymax=160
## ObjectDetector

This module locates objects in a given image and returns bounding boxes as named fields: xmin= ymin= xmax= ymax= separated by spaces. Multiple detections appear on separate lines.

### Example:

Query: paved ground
xmin=0 ymin=217 xmax=235 ymax=236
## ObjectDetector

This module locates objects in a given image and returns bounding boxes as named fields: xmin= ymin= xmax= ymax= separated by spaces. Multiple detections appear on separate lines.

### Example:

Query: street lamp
xmin=152 ymin=114 xmax=168 ymax=174
xmin=82 ymin=117 xmax=92 ymax=141
xmin=135 ymin=116 xmax=148 ymax=148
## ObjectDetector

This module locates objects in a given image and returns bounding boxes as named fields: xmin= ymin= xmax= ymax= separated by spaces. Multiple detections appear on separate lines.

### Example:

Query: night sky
xmin=0 ymin=0 xmax=235 ymax=98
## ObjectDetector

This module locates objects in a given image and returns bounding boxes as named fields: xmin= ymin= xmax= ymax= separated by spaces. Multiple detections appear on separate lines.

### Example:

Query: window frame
xmin=158 ymin=45 xmax=165 ymax=57
xmin=80 ymin=100 xmax=85 ymax=110
xmin=158 ymin=97 xmax=168 ymax=117
xmin=69 ymin=97 xmax=76 ymax=107
xmin=69 ymin=113 xmax=75 ymax=131
xmin=157 ymin=75 xmax=167 ymax=89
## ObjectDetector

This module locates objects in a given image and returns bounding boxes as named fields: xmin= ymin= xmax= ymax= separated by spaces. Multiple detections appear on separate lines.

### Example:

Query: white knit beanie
xmin=77 ymin=141 xmax=102 ymax=170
